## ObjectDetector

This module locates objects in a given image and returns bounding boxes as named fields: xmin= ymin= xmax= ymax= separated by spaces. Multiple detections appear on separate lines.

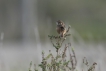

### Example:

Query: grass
xmin=29 ymin=25 xmax=97 ymax=71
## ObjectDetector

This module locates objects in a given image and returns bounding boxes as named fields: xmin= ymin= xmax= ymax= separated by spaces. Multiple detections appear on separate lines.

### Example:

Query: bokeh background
xmin=0 ymin=0 xmax=106 ymax=71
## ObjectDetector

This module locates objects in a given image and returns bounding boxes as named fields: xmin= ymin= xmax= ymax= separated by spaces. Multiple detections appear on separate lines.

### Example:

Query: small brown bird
xmin=56 ymin=20 xmax=66 ymax=37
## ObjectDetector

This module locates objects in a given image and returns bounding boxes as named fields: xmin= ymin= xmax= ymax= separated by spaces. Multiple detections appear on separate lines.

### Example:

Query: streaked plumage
xmin=56 ymin=20 xmax=66 ymax=37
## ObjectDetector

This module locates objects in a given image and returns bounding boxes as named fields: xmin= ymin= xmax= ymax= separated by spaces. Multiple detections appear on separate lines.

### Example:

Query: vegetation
xmin=29 ymin=25 xmax=97 ymax=71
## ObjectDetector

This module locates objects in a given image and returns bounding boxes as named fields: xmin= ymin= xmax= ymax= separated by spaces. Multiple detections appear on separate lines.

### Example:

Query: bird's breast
xmin=56 ymin=27 xmax=61 ymax=34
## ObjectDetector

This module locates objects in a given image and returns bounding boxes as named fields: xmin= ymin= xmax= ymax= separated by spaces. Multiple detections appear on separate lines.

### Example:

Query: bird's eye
xmin=61 ymin=23 xmax=63 ymax=25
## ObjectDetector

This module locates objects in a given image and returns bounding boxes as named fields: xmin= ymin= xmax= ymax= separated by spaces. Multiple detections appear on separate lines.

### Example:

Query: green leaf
xmin=71 ymin=47 xmax=74 ymax=51
xmin=45 ymin=54 xmax=52 ymax=60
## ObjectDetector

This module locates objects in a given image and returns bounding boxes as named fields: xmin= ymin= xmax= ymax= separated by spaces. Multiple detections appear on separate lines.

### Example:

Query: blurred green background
xmin=0 ymin=0 xmax=106 ymax=42
xmin=0 ymin=0 xmax=106 ymax=71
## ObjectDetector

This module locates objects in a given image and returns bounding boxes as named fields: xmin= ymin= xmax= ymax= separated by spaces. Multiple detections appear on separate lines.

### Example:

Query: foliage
xmin=29 ymin=25 xmax=97 ymax=71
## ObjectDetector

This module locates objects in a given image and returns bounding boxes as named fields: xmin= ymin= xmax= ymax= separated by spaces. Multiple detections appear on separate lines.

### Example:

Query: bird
xmin=56 ymin=20 xmax=66 ymax=37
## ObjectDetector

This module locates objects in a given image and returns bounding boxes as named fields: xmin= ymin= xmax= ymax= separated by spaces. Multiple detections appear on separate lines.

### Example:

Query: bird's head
xmin=56 ymin=20 xmax=64 ymax=26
